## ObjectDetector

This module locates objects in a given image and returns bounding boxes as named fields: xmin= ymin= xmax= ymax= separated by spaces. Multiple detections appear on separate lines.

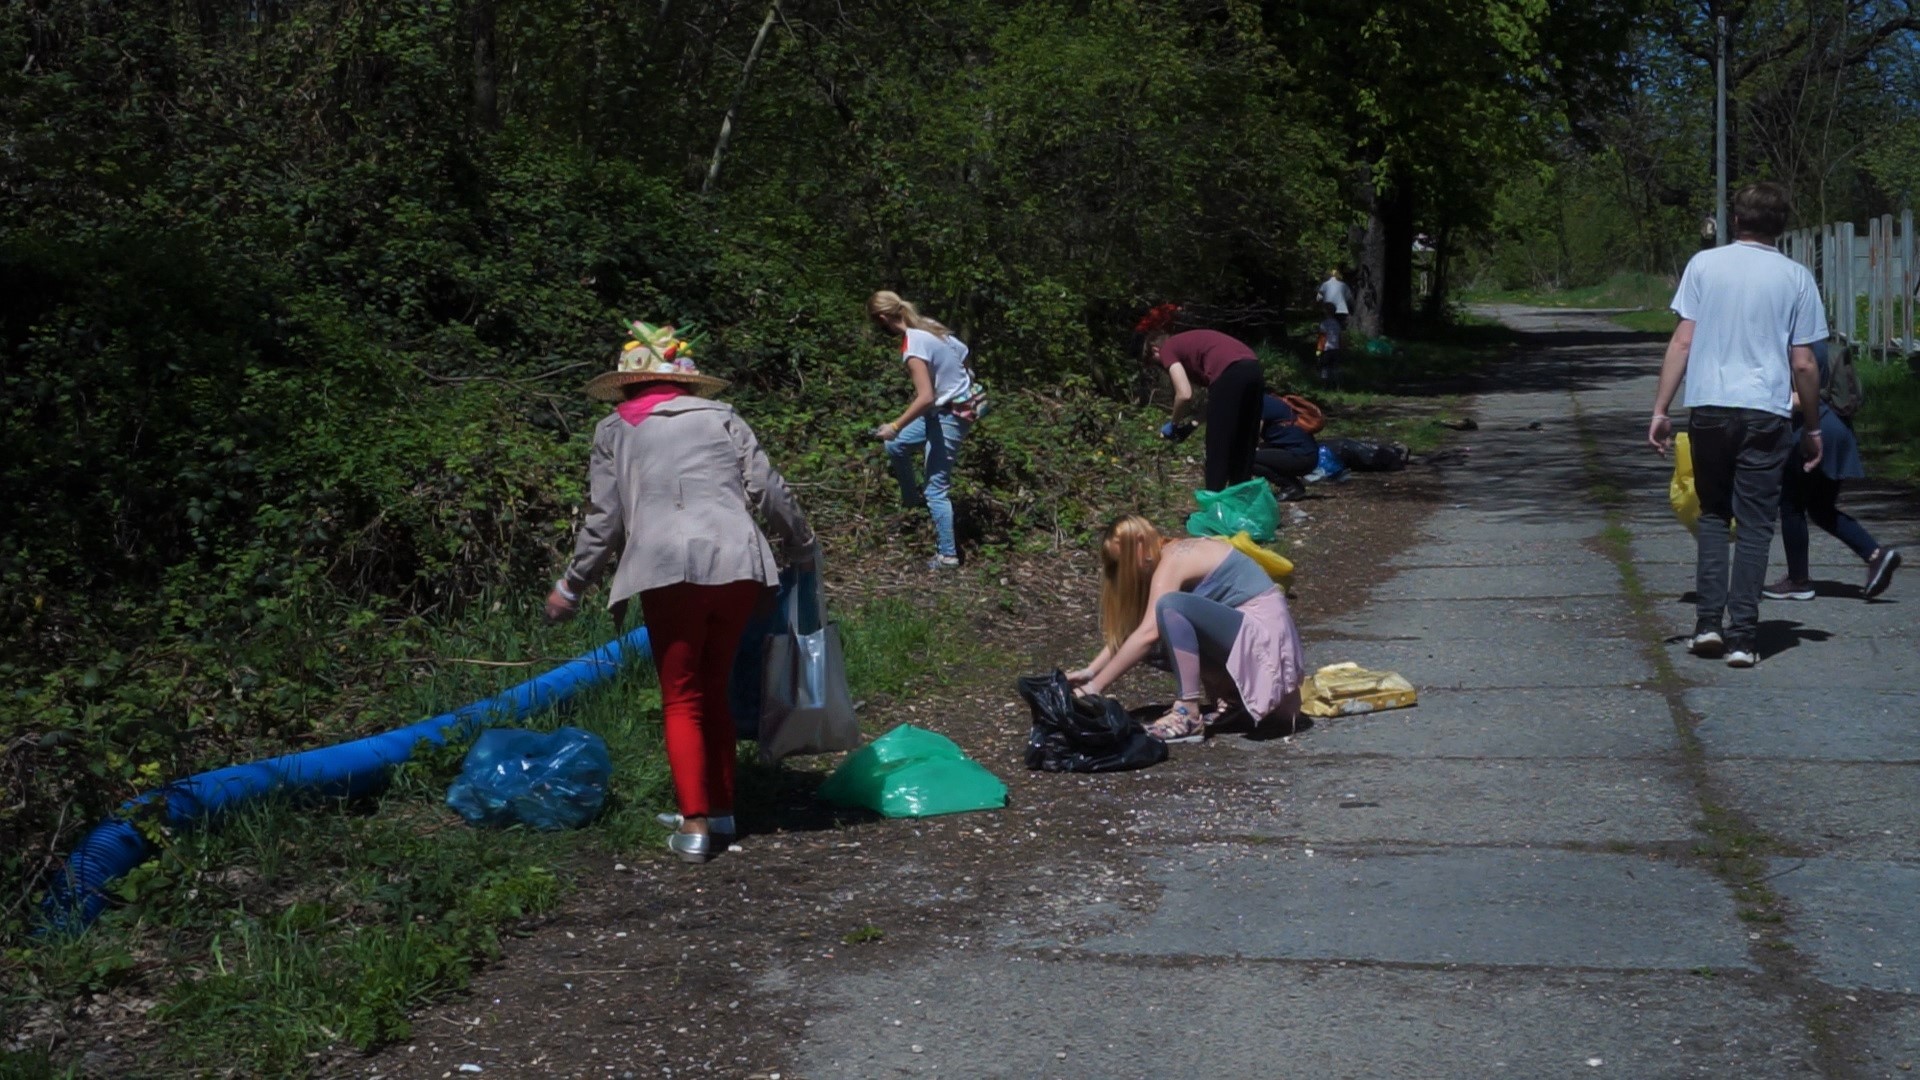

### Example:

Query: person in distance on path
xmin=1649 ymin=182 xmax=1825 ymax=668
xmin=1315 ymin=268 xmax=1353 ymax=380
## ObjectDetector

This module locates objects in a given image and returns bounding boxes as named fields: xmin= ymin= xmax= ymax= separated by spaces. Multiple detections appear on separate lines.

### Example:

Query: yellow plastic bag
xmin=1299 ymin=662 xmax=1417 ymax=718
xmin=1226 ymin=531 xmax=1293 ymax=580
xmin=1669 ymin=432 xmax=1732 ymax=538
xmin=1670 ymin=432 xmax=1703 ymax=534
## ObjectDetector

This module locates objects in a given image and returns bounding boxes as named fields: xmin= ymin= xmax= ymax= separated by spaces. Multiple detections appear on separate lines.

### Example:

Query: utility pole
xmin=1715 ymin=14 xmax=1728 ymax=245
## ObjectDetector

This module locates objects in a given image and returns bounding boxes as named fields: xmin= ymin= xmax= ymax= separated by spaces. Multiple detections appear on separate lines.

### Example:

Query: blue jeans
xmin=885 ymin=411 xmax=970 ymax=557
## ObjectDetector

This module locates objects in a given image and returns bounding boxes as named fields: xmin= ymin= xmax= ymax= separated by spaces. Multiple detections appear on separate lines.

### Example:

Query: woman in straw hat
xmin=547 ymin=321 xmax=816 ymax=863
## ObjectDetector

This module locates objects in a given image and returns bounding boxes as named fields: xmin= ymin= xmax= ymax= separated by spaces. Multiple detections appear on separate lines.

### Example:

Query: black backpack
xmin=1822 ymin=336 xmax=1864 ymax=419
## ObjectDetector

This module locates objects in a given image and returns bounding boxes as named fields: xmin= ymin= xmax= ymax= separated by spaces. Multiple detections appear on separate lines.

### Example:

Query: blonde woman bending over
xmin=1066 ymin=515 xmax=1304 ymax=742
xmin=866 ymin=290 xmax=986 ymax=570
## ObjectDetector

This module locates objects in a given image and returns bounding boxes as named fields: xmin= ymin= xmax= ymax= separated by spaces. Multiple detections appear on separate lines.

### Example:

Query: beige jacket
xmin=564 ymin=397 xmax=814 ymax=606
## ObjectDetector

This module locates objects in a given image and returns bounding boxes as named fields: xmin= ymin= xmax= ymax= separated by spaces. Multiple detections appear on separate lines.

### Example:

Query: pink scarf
xmin=615 ymin=384 xmax=688 ymax=425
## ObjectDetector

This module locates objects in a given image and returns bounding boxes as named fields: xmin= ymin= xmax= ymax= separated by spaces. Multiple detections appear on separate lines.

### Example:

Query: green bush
xmin=1855 ymin=358 xmax=1920 ymax=484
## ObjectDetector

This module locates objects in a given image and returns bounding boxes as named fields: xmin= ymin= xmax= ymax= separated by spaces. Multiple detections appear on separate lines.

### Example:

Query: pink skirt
xmin=1223 ymin=588 xmax=1305 ymax=721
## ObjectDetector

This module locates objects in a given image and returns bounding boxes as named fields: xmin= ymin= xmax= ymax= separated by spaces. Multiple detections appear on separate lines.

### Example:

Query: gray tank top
xmin=1191 ymin=548 xmax=1274 ymax=607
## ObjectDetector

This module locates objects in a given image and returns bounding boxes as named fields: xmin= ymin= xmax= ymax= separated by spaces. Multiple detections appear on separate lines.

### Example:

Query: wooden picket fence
xmin=1781 ymin=210 xmax=1918 ymax=360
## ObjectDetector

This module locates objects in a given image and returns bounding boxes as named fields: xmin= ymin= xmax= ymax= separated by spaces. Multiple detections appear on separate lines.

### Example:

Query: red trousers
xmin=639 ymin=579 xmax=764 ymax=818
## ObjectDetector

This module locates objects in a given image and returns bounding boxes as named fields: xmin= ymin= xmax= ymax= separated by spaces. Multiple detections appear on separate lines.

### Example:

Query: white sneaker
xmin=1688 ymin=630 xmax=1725 ymax=658
xmin=1725 ymin=647 xmax=1757 ymax=668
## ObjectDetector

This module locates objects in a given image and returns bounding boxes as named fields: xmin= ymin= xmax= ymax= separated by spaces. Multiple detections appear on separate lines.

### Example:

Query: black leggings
xmin=1204 ymin=360 xmax=1264 ymax=492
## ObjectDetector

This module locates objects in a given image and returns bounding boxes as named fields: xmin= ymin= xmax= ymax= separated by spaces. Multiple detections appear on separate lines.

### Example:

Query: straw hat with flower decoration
xmin=584 ymin=318 xmax=729 ymax=400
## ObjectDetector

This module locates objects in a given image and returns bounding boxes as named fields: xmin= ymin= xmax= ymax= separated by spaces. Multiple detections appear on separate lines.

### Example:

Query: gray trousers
xmin=1689 ymin=406 xmax=1793 ymax=644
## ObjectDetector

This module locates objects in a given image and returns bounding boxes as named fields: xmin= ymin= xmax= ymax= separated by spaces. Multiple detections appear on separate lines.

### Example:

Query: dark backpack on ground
xmin=1018 ymin=671 xmax=1167 ymax=773
xmin=1822 ymin=336 xmax=1864 ymax=419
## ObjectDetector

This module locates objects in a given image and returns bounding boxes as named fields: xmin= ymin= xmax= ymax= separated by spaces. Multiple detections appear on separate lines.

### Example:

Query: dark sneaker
xmin=1865 ymin=547 xmax=1902 ymax=599
xmin=1725 ymin=645 xmax=1758 ymax=668
xmin=1762 ymin=577 xmax=1815 ymax=601
xmin=1688 ymin=630 xmax=1725 ymax=658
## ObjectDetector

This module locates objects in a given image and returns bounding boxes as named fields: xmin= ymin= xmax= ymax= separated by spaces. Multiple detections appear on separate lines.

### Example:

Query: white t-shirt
xmin=1671 ymin=241 xmax=1828 ymax=417
xmin=901 ymin=327 xmax=976 ymax=407
xmin=1317 ymin=277 xmax=1352 ymax=315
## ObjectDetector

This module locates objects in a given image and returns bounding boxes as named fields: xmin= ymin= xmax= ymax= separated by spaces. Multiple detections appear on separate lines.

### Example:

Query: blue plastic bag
xmin=446 ymin=726 xmax=612 ymax=830
xmin=1306 ymin=445 xmax=1349 ymax=483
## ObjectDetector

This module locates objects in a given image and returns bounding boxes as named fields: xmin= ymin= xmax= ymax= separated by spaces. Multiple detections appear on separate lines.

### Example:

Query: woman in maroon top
xmin=1141 ymin=325 xmax=1266 ymax=491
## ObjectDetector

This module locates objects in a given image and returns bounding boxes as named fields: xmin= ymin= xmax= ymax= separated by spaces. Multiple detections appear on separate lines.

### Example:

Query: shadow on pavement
xmin=1754 ymin=618 xmax=1834 ymax=659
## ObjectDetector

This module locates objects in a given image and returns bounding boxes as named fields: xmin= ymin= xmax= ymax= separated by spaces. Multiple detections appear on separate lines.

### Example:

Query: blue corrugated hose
xmin=38 ymin=627 xmax=652 ymax=935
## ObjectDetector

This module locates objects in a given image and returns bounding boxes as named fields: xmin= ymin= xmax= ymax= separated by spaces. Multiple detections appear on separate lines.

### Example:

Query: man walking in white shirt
xmin=1649 ymin=182 xmax=1826 ymax=668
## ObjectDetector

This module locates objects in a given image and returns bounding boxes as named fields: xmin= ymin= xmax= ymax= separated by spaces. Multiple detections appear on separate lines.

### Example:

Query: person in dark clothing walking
xmin=1763 ymin=340 xmax=1901 ymax=601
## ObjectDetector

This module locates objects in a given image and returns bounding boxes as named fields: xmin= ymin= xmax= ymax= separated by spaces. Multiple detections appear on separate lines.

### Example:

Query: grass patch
xmin=1316 ymin=400 xmax=1458 ymax=455
xmin=1588 ymin=481 xmax=1629 ymax=509
xmin=1463 ymin=270 xmax=1674 ymax=311
xmin=841 ymin=595 xmax=1010 ymax=706
xmin=1611 ymin=309 xmax=1677 ymax=334
xmin=1854 ymin=358 xmax=1920 ymax=484
xmin=0 ymin=1050 xmax=75 ymax=1080
xmin=1246 ymin=317 xmax=1513 ymax=457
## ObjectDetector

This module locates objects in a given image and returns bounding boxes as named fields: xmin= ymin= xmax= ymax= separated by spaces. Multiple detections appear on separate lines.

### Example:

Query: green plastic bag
xmin=1363 ymin=336 xmax=1394 ymax=357
xmin=818 ymin=724 xmax=1008 ymax=819
xmin=1185 ymin=479 xmax=1280 ymax=542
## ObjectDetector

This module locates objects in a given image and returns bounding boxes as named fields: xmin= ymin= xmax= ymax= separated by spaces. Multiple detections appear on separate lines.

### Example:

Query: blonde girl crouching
xmin=1066 ymin=515 xmax=1304 ymax=741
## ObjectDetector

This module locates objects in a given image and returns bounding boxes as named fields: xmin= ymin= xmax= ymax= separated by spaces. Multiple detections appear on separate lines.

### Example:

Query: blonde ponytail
xmin=867 ymin=290 xmax=951 ymax=339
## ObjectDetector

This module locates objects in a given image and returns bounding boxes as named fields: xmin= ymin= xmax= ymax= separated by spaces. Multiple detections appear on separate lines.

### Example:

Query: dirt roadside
xmin=335 ymin=441 xmax=1462 ymax=1080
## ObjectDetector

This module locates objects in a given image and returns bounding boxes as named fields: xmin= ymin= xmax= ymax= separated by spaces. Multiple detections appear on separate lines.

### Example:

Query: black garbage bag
xmin=1018 ymin=671 xmax=1169 ymax=773
xmin=1322 ymin=437 xmax=1410 ymax=472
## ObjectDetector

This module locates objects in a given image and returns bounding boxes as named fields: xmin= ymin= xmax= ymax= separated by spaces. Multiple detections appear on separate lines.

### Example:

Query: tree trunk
xmin=1427 ymin=223 xmax=1455 ymax=316
xmin=702 ymin=0 xmax=781 ymax=195
xmin=1381 ymin=175 xmax=1416 ymax=333
xmin=469 ymin=0 xmax=499 ymax=132
xmin=1353 ymin=167 xmax=1388 ymax=338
